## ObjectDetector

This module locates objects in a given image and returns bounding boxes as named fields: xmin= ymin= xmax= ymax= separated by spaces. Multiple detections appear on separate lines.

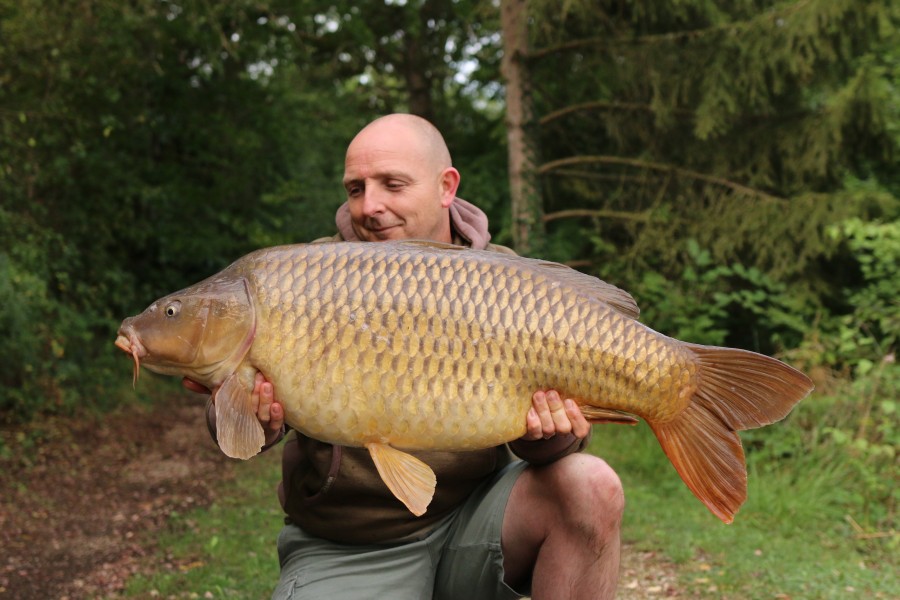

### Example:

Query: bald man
xmin=199 ymin=114 xmax=624 ymax=599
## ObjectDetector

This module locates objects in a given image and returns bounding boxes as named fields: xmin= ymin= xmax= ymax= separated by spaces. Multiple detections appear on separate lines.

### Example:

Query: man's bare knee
xmin=584 ymin=458 xmax=625 ymax=530
xmin=538 ymin=454 xmax=625 ymax=528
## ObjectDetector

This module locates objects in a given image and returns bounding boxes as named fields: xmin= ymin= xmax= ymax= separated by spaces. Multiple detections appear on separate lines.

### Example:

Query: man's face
xmin=342 ymin=122 xmax=457 ymax=243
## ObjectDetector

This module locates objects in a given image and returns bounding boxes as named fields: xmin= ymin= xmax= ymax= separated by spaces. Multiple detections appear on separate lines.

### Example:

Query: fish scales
xmin=242 ymin=243 xmax=682 ymax=449
xmin=116 ymin=239 xmax=813 ymax=521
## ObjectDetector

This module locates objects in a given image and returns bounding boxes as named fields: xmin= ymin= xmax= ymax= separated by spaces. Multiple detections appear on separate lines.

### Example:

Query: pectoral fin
xmin=366 ymin=443 xmax=436 ymax=516
xmin=214 ymin=372 xmax=266 ymax=460
xmin=579 ymin=406 xmax=640 ymax=426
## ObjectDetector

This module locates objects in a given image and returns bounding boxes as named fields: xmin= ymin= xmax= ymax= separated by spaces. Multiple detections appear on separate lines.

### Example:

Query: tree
xmin=0 ymin=0 xmax=510 ymax=419
xmin=0 ymin=0 xmax=358 ymax=416
xmin=490 ymin=0 xmax=899 ymax=351
xmin=500 ymin=0 xmax=542 ymax=254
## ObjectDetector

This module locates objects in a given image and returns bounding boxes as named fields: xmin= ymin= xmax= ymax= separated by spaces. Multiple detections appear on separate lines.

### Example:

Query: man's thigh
xmin=433 ymin=461 xmax=530 ymax=600
xmin=272 ymin=523 xmax=443 ymax=600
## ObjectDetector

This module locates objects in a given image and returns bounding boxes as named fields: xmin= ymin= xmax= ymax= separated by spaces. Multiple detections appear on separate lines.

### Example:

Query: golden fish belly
xmin=243 ymin=242 xmax=697 ymax=450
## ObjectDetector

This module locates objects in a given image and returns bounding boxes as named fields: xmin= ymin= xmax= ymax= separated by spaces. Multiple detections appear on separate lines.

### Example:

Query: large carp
xmin=115 ymin=240 xmax=813 ymax=522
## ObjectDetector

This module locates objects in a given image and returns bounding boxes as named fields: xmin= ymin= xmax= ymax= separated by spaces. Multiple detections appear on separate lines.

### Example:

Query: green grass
xmin=592 ymin=397 xmax=898 ymax=599
xmin=120 ymin=450 xmax=283 ymax=599
xmin=120 ymin=391 xmax=896 ymax=599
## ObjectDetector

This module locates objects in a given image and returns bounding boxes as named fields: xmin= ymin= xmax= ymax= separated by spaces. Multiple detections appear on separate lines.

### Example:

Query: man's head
xmin=343 ymin=114 xmax=460 ymax=242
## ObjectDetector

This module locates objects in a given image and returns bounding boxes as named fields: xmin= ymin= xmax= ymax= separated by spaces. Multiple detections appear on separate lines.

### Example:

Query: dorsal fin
xmin=391 ymin=240 xmax=641 ymax=320
xmin=529 ymin=260 xmax=640 ymax=319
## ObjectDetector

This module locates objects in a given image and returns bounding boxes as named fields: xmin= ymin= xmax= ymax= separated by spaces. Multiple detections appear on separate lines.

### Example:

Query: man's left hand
xmin=521 ymin=390 xmax=590 ymax=441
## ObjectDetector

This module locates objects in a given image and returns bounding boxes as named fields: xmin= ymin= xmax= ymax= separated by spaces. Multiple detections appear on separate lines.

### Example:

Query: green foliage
xmin=829 ymin=217 xmax=900 ymax=365
xmin=515 ymin=0 xmax=900 ymax=355
xmin=744 ymin=365 xmax=898 ymax=541
xmin=0 ymin=0 xmax=360 ymax=419
xmin=787 ymin=214 xmax=900 ymax=377
xmin=0 ymin=0 xmax=511 ymax=421
xmin=631 ymin=239 xmax=813 ymax=351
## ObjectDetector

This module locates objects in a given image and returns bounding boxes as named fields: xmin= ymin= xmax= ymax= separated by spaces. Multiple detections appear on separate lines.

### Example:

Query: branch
xmin=542 ymin=209 xmax=652 ymax=223
xmin=528 ymin=26 xmax=730 ymax=61
xmin=538 ymin=155 xmax=781 ymax=201
xmin=527 ymin=0 xmax=813 ymax=62
xmin=548 ymin=169 xmax=649 ymax=183
xmin=541 ymin=101 xmax=643 ymax=125
xmin=540 ymin=100 xmax=696 ymax=126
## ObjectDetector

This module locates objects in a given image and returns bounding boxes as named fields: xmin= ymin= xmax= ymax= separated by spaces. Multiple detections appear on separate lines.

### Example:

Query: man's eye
xmin=347 ymin=186 xmax=362 ymax=196
xmin=386 ymin=181 xmax=404 ymax=190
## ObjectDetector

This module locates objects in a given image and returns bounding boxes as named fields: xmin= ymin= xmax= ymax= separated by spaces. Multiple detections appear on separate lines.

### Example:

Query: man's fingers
xmin=566 ymin=399 xmax=591 ymax=439
xmin=532 ymin=390 xmax=556 ymax=438
xmin=545 ymin=390 xmax=573 ymax=436
xmin=254 ymin=373 xmax=284 ymax=437
xmin=523 ymin=407 xmax=543 ymax=440
xmin=257 ymin=381 xmax=273 ymax=422
xmin=521 ymin=390 xmax=589 ymax=442
xmin=269 ymin=401 xmax=285 ymax=432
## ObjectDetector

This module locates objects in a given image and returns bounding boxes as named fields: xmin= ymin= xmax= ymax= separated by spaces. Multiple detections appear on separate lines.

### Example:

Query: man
xmin=194 ymin=114 xmax=624 ymax=599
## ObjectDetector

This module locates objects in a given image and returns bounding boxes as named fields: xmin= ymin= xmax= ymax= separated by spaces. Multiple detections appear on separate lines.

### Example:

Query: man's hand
xmin=521 ymin=390 xmax=590 ymax=441
xmin=253 ymin=372 xmax=285 ymax=445
xmin=182 ymin=373 xmax=285 ymax=446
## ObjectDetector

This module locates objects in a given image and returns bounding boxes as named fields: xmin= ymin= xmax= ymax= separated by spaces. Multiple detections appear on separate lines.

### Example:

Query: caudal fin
xmin=649 ymin=345 xmax=813 ymax=523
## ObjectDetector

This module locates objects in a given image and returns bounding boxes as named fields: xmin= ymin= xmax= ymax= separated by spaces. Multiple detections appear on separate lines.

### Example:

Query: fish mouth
xmin=115 ymin=326 xmax=147 ymax=387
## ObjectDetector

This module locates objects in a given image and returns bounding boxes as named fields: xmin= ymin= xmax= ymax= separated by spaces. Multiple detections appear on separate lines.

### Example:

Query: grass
xmin=120 ymin=450 xmax=283 ymax=599
xmin=592 ymin=393 xmax=898 ymax=599
xmin=120 ymin=392 xmax=897 ymax=599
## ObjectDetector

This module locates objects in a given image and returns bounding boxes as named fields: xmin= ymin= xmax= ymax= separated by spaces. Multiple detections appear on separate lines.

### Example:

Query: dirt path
xmin=0 ymin=394 xmax=234 ymax=598
xmin=0 ymin=396 xmax=682 ymax=599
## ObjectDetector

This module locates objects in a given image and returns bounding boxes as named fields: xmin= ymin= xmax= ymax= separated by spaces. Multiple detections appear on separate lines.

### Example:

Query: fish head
xmin=115 ymin=275 xmax=256 ymax=388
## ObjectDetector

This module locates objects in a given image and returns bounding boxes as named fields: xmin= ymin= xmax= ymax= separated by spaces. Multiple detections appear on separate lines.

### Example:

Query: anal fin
xmin=214 ymin=372 xmax=266 ymax=460
xmin=366 ymin=443 xmax=436 ymax=516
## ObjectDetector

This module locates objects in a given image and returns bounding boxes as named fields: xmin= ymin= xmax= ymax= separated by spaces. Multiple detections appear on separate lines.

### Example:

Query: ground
xmin=0 ymin=394 xmax=681 ymax=599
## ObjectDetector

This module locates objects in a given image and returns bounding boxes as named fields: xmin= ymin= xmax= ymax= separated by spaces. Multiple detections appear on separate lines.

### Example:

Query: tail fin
xmin=649 ymin=345 xmax=814 ymax=523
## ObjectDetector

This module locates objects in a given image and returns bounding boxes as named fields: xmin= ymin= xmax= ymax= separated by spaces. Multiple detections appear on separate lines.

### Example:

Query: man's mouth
xmin=368 ymin=223 xmax=401 ymax=232
xmin=365 ymin=224 xmax=404 ymax=240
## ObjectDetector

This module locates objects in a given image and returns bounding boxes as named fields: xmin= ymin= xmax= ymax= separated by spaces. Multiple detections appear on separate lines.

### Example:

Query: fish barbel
xmin=114 ymin=240 xmax=813 ymax=521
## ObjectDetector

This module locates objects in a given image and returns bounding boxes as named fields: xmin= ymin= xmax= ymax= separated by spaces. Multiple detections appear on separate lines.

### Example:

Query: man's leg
xmin=432 ymin=461 xmax=530 ymax=600
xmin=272 ymin=522 xmax=444 ymax=600
xmin=501 ymin=453 xmax=624 ymax=599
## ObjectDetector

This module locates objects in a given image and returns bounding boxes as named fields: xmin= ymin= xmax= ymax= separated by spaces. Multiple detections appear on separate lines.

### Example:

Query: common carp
xmin=115 ymin=240 xmax=813 ymax=522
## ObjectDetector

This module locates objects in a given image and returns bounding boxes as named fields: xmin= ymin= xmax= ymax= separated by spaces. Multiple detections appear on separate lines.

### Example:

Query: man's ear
xmin=439 ymin=167 xmax=461 ymax=207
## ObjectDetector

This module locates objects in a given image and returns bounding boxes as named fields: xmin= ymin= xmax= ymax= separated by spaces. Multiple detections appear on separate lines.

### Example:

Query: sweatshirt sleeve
xmin=507 ymin=428 xmax=593 ymax=466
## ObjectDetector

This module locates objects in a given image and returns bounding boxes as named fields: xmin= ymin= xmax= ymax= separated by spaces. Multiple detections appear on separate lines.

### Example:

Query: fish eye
xmin=165 ymin=301 xmax=181 ymax=317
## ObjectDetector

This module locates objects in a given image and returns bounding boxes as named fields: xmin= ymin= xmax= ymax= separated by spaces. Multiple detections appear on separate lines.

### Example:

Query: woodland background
xmin=1 ymin=1 xmax=897 ymax=596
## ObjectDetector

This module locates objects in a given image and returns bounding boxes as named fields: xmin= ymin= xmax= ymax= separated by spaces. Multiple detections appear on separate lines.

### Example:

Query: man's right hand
xmin=183 ymin=373 xmax=285 ymax=446
xmin=253 ymin=372 xmax=286 ymax=445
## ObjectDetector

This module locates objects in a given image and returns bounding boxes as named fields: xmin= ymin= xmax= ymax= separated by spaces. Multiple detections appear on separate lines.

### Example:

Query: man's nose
xmin=360 ymin=186 xmax=386 ymax=216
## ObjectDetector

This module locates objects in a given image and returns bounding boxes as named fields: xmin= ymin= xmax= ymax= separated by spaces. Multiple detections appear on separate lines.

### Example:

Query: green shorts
xmin=272 ymin=461 xmax=529 ymax=600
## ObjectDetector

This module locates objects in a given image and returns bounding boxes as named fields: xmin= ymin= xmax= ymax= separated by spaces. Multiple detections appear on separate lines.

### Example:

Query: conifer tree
xmin=504 ymin=0 xmax=898 ymax=293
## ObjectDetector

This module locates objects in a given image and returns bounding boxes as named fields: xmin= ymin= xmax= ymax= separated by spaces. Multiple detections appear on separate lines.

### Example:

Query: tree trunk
xmin=403 ymin=33 xmax=435 ymax=122
xmin=500 ymin=0 xmax=541 ymax=255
